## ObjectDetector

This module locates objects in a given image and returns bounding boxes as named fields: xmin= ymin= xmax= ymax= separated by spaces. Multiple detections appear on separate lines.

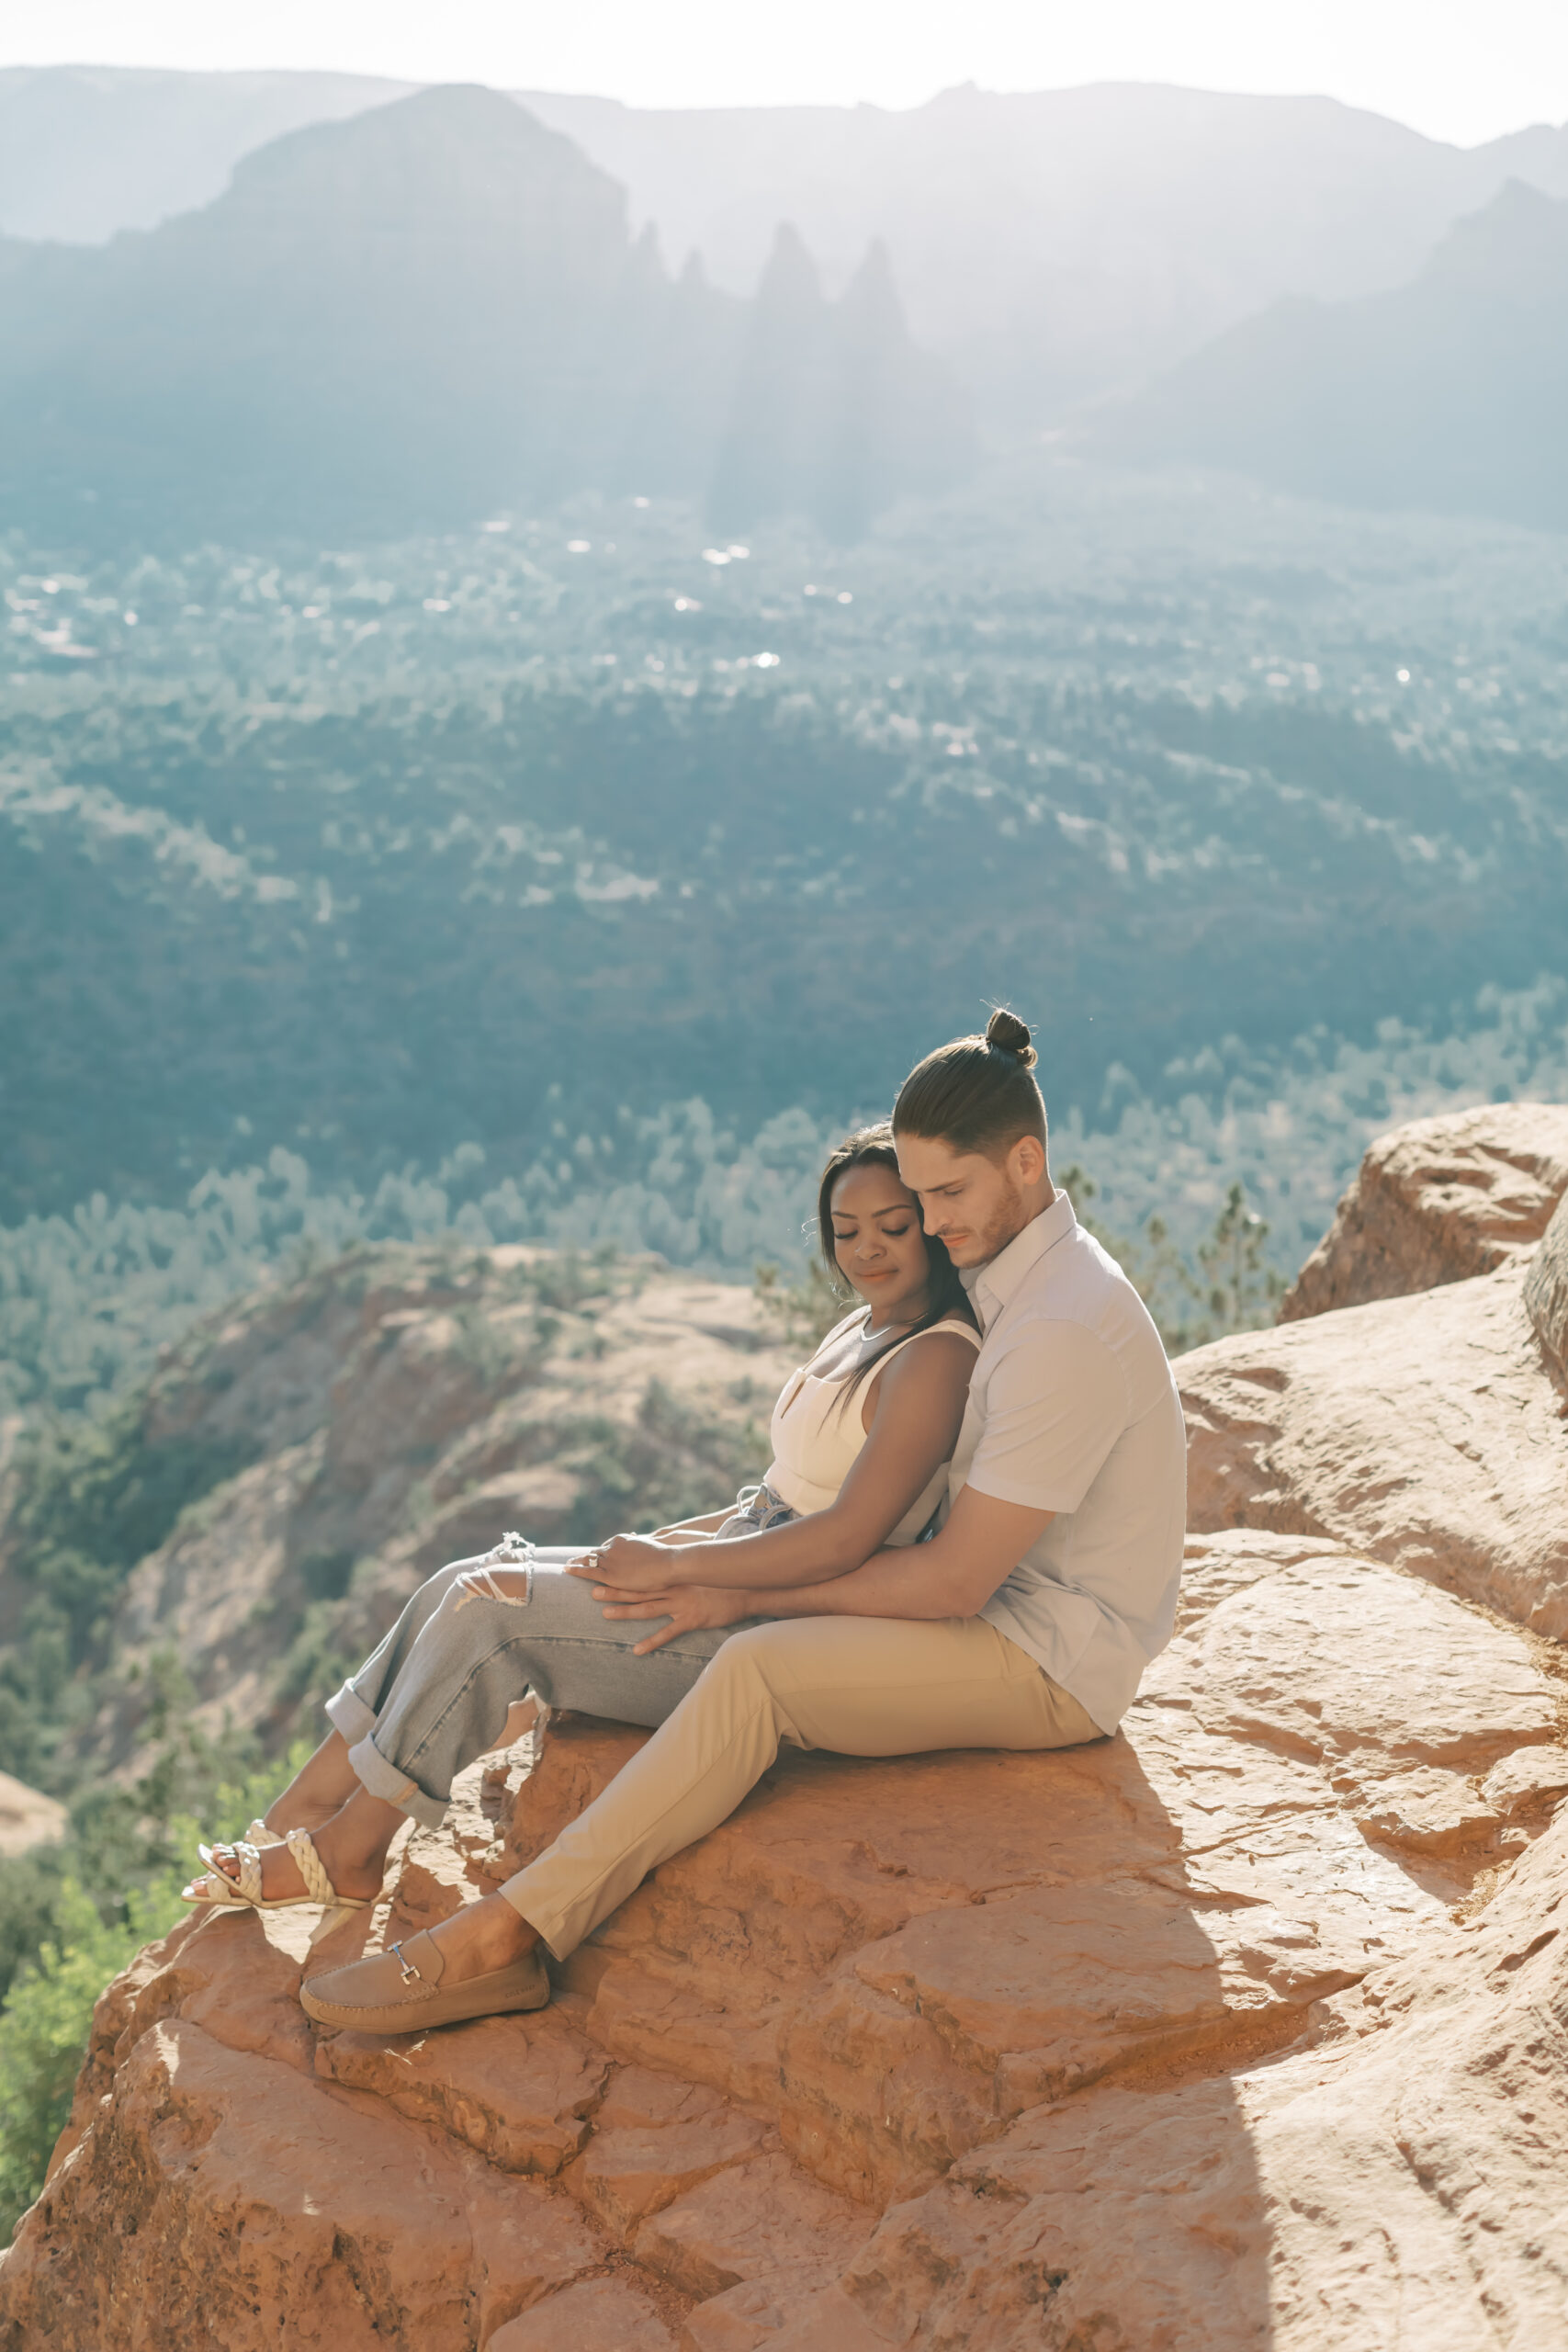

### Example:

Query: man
xmin=299 ymin=1010 xmax=1186 ymax=2030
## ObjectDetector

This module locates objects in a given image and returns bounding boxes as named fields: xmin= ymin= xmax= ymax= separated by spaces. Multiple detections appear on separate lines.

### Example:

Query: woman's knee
xmin=423 ymin=1555 xmax=492 ymax=1604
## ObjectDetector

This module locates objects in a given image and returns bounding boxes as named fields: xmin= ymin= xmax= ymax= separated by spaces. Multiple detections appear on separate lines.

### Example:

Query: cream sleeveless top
xmin=763 ymin=1307 xmax=983 ymax=1546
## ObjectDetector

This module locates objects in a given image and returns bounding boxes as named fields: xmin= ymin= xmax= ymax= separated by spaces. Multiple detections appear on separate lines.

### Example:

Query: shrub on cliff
xmin=0 ymin=1881 xmax=157 ymax=2238
xmin=0 ymin=1731 xmax=301 ymax=2239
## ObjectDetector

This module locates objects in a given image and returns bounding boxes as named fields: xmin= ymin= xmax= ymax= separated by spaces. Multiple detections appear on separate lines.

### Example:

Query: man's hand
xmin=591 ymin=1580 xmax=750 ymax=1656
xmin=569 ymin=1532 xmax=673 ymax=1591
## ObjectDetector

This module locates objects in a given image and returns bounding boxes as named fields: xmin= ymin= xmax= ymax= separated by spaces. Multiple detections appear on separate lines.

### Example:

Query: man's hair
xmin=892 ymin=1009 xmax=1047 ymax=1159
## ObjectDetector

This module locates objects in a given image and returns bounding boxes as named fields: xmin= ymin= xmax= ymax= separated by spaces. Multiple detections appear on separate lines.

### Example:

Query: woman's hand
xmin=591 ymin=1580 xmax=750 ymax=1657
xmin=569 ymin=1532 xmax=674 ymax=1591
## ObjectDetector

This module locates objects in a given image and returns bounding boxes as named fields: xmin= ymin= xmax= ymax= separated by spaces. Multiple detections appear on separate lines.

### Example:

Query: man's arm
xmin=745 ymin=1486 xmax=1053 ymax=1619
xmin=592 ymin=1484 xmax=1054 ymax=1652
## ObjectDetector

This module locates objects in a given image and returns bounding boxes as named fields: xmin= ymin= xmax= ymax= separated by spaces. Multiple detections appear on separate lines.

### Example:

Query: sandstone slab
xmin=631 ymin=2151 xmax=870 ymax=2302
xmin=1181 ymin=1265 xmax=1568 ymax=1635
xmin=761 ymin=1800 xmax=1568 ymax=2351
xmin=566 ymin=2070 xmax=771 ymax=2239
xmin=1281 ymin=1101 xmax=1568 ymax=1319
xmin=488 ymin=2275 xmax=680 ymax=2351
xmin=317 ymin=2009 xmax=612 ymax=2176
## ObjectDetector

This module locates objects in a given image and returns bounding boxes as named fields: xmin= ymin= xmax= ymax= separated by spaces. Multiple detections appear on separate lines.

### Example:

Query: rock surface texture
xmin=5 ymin=1107 xmax=1568 ymax=2347
xmin=1526 ymin=1190 xmax=1568 ymax=1378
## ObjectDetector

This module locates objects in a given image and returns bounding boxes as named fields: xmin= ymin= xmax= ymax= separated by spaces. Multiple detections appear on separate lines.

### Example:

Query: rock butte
xmin=3 ymin=1107 xmax=1568 ymax=2349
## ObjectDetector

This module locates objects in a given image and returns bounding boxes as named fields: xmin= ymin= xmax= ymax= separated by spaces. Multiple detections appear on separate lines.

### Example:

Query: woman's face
xmin=829 ymin=1161 xmax=933 ymax=1320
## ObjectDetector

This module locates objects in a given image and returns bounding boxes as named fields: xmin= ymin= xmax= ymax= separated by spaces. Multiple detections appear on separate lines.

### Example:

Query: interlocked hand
xmin=590 ymin=1582 xmax=749 ymax=1656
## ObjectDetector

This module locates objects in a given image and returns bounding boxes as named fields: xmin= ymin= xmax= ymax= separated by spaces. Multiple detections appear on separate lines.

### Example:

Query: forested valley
xmin=5 ymin=452 xmax=1568 ymax=1416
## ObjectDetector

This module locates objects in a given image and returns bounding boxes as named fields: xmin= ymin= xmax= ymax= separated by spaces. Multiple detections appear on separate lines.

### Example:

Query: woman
xmin=184 ymin=1123 xmax=981 ymax=1913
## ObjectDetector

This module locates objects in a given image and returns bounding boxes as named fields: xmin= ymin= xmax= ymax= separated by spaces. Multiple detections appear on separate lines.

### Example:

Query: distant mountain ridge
xmin=1100 ymin=179 xmax=1568 ymax=530
xmin=0 ymin=63 xmax=412 ymax=243
xmin=7 ymin=64 xmax=1568 ymax=423
xmin=0 ymin=85 xmax=971 ymax=546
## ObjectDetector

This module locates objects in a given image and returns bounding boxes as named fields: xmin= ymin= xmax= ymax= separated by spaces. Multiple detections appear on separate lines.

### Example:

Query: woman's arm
xmin=581 ymin=1331 xmax=976 ymax=1596
xmin=594 ymin=1487 xmax=1056 ymax=1655
xmin=649 ymin=1509 xmax=732 ymax=1543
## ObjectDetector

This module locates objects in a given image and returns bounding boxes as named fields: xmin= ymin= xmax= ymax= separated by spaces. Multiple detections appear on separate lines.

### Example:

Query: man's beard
xmin=959 ymin=1173 xmax=1031 ymax=1267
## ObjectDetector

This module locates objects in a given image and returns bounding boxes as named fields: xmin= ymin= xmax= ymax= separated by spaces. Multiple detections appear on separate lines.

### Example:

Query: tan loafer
xmin=300 ymin=1927 xmax=551 ymax=2034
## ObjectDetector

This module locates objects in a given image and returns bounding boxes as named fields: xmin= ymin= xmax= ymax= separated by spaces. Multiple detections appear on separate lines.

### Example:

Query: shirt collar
xmin=963 ymin=1190 xmax=1078 ymax=1332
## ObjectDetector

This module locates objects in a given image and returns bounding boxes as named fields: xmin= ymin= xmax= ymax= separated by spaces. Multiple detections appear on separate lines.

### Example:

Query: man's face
xmin=893 ymin=1132 xmax=1037 ymax=1269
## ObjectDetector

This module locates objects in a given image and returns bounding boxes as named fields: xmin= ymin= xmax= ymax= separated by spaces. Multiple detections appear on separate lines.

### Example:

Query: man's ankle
xmin=459 ymin=1895 xmax=539 ymax=1971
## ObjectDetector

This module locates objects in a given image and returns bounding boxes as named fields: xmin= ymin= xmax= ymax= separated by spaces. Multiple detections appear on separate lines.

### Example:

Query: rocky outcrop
xmin=1180 ymin=1261 xmax=1568 ymax=1634
xmin=5 ymin=1519 xmax=1567 ymax=2347
xmin=761 ymin=1796 xmax=1568 ymax=2351
xmin=1280 ymin=1101 xmax=1568 ymax=1320
xmin=1182 ymin=1108 xmax=1568 ymax=1640
xmin=6 ymin=1106 xmax=1568 ymax=2346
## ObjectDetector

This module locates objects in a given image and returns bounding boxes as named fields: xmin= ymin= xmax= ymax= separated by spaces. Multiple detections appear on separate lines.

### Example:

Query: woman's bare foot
xmin=183 ymin=1787 xmax=405 ymax=1906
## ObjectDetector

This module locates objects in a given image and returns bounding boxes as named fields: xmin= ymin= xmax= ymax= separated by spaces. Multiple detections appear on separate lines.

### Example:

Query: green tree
xmin=752 ymin=1256 xmax=849 ymax=1350
xmin=1197 ymin=1182 xmax=1284 ymax=1338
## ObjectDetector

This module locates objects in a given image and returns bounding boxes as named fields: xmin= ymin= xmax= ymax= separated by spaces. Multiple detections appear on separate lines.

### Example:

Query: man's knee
xmin=699 ymin=1622 xmax=780 ymax=1691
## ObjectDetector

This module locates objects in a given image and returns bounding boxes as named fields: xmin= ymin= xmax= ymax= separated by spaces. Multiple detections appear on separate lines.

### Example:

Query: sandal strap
xmin=284 ymin=1826 xmax=337 ymax=1905
xmin=232 ymin=1841 xmax=262 ymax=1905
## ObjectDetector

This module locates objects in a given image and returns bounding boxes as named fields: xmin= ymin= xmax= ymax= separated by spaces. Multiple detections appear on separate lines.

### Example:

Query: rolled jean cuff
xmin=325 ymin=1680 xmax=378 ymax=1746
xmin=346 ymin=1730 xmax=448 ymax=1831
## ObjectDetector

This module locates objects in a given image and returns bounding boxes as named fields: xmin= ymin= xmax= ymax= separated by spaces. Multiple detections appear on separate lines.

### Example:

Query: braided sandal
xmin=184 ymin=1826 xmax=372 ymax=1911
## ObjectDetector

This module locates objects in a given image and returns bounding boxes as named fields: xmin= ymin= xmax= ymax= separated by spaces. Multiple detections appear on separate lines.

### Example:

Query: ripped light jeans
xmin=325 ymin=1546 xmax=754 ymax=1829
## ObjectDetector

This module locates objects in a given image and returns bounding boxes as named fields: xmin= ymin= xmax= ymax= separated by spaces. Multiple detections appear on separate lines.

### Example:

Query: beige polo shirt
xmin=951 ymin=1190 xmax=1187 ymax=1732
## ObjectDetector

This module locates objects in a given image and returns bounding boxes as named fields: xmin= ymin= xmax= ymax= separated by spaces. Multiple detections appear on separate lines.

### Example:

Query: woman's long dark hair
xmin=815 ymin=1123 xmax=976 ymax=1408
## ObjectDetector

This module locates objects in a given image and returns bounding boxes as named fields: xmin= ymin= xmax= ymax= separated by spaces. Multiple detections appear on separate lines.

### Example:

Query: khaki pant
xmin=501 ymin=1612 xmax=1101 ymax=1959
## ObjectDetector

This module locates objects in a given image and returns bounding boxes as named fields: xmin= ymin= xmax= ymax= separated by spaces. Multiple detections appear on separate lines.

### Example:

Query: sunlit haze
xmin=3 ymin=0 xmax=1566 ymax=148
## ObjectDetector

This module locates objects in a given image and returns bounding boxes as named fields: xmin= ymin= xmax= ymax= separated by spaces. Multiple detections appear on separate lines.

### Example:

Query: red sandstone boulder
xmin=1280 ymin=1101 xmax=1568 ymax=1320
xmin=1180 ymin=1263 xmax=1568 ymax=1635
xmin=6 ymin=1525 xmax=1568 ymax=2347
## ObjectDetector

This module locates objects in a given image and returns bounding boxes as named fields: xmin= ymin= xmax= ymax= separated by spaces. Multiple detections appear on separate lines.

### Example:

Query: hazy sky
xmin=4 ymin=0 xmax=1565 ymax=148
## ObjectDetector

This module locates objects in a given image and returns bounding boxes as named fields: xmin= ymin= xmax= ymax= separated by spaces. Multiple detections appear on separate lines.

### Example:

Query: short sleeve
xmin=964 ymin=1321 xmax=1127 ymax=1514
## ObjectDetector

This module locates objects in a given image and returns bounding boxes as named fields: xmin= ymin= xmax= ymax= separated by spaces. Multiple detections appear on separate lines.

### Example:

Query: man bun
xmin=894 ymin=1009 xmax=1047 ymax=1156
xmin=985 ymin=1009 xmax=1037 ymax=1069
